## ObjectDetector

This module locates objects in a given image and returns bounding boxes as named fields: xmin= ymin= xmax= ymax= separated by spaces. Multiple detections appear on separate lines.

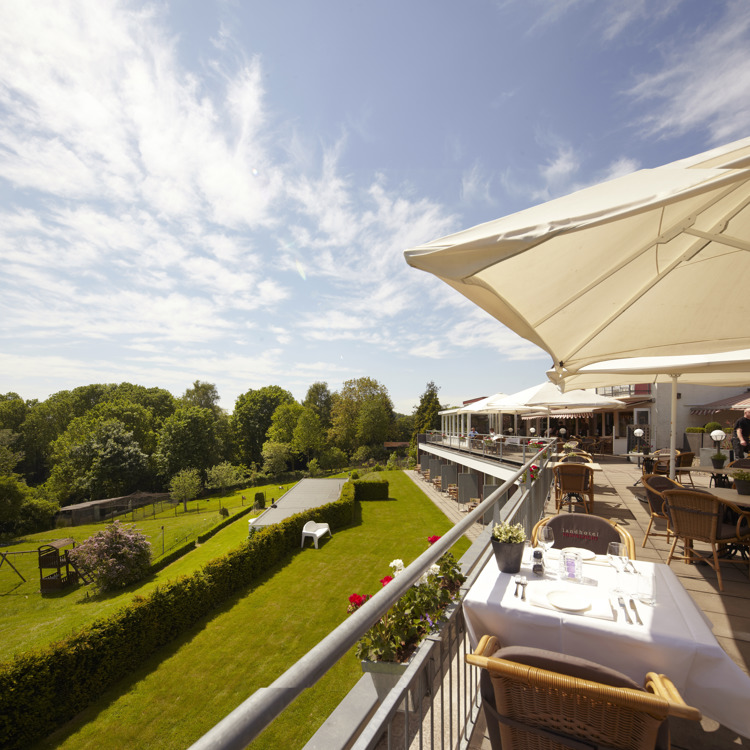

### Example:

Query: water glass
xmin=637 ymin=572 xmax=656 ymax=605
xmin=607 ymin=542 xmax=629 ymax=593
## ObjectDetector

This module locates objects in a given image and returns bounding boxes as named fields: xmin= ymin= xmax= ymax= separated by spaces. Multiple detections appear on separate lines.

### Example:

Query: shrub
xmin=0 ymin=490 xmax=355 ymax=749
xmin=353 ymin=477 xmax=389 ymax=501
xmin=68 ymin=521 xmax=151 ymax=592
xmin=685 ymin=427 xmax=705 ymax=433
xmin=704 ymin=421 xmax=722 ymax=432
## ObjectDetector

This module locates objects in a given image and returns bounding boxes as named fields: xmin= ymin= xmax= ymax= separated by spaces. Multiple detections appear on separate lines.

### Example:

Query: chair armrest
xmin=716 ymin=499 xmax=750 ymax=536
xmin=644 ymin=672 xmax=702 ymax=721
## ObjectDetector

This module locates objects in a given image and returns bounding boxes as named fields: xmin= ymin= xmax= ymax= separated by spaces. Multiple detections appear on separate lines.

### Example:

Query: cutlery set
xmin=613 ymin=594 xmax=643 ymax=625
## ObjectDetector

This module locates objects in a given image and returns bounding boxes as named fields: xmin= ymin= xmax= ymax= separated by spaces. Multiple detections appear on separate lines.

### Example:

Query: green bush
xmin=353 ymin=477 xmax=389 ymax=501
xmin=704 ymin=421 xmax=722 ymax=432
xmin=0 ymin=491 xmax=355 ymax=749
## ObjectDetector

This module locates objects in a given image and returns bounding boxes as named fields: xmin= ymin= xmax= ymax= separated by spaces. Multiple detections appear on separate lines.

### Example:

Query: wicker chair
xmin=641 ymin=474 xmax=682 ymax=548
xmin=653 ymin=449 xmax=680 ymax=476
xmin=662 ymin=489 xmax=750 ymax=592
xmin=531 ymin=513 xmax=635 ymax=558
xmin=467 ymin=635 xmax=700 ymax=750
xmin=559 ymin=452 xmax=593 ymax=463
xmin=674 ymin=452 xmax=695 ymax=486
xmin=553 ymin=463 xmax=594 ymax=513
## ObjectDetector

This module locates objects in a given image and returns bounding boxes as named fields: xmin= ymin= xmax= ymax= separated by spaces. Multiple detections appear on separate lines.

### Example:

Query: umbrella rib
xmin=534 ymin=179 xmax=748 ymax=331
xmin=549 ymin=183 xmax=750 ymax=368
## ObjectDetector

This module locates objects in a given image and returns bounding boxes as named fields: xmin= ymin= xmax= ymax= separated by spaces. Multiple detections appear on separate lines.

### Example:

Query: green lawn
xmin=30 ymin=471 xmax=470 ymax=750
xmin=0 ymin=482 xmax=296 ymax=661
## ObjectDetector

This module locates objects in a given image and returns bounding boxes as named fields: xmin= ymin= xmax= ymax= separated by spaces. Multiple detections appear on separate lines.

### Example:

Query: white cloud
xmin=628 ymin=2 xmax=750 ymax=143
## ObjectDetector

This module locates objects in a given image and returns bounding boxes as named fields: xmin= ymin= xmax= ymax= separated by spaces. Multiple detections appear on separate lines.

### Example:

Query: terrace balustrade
xmin=189 ymin=442 xmax=554 ymax=750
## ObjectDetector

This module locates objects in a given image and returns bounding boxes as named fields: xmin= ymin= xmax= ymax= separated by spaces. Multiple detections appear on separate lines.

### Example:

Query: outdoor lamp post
xmin=634 ymin=428 xmax=645 ymax=468
xmin=711 ymin=429 xmax=726 ymax=459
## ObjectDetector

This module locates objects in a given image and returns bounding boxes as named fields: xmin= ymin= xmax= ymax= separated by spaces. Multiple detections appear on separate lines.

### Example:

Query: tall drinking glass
xmin=607 ymin=542 xmax=629 ymax=593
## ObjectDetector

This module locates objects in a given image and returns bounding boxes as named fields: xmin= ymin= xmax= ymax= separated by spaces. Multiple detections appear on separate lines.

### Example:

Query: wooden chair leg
xmin=642 ymin=516 xmax=654 ymax=547
xmin=711 ymin=544 xmax=724 ymax=592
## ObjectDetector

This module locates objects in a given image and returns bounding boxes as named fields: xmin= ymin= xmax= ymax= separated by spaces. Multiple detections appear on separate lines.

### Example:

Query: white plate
xmin=546 ymin=589 xmax=592 ymax=612
xmin=561 ymin=547 xmax=596 ymax=561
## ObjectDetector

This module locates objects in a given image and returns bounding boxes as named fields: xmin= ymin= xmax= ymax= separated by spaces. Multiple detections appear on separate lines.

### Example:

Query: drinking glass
xmin=538 ymin=526 xmax=555 ymax=553
xmin=607 ymin=542 xmax=629 ymax=593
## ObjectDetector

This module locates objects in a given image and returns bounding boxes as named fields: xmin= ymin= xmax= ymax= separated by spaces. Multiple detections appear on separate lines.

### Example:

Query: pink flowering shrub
xmin=69 ymin=520 xmax=152 ymax=592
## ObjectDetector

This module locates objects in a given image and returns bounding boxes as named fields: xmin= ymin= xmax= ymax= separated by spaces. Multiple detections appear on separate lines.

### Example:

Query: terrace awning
xmin=690 ymin=391 xmax=750 ymax=415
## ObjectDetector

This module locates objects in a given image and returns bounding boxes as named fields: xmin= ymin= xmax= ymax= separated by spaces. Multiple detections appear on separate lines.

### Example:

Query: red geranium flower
xmin=380 ymin=575 xmax=394 ymax=586
xmin=427 ymin=535 xmax=441 ymax=545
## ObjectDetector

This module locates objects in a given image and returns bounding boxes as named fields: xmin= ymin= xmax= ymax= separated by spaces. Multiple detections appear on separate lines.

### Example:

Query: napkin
xmin=526 ymin=580 xmax=615 ymax=620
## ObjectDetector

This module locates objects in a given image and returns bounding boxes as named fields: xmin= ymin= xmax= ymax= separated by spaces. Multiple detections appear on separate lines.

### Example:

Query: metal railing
xmin=189 ymin=445 xmax=554 ymax=750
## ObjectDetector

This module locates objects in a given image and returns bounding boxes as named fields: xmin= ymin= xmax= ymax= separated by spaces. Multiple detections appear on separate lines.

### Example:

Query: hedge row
xmin=0 ymin=484 xmax=356 ymax=749
xmin=352 ymin=477 xmax=389 ymax=501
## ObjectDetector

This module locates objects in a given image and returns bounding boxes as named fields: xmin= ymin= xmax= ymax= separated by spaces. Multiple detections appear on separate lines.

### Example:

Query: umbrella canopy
xmin=404 ymin=137 xmax=750 ymax=375
xmin=487 ymin=381 xmax=624 ymax=411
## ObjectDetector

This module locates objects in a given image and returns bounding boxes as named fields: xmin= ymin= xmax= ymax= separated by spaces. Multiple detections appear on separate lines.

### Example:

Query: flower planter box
xmin=735 ymin=479 xmax=750 ymax=496
xmin=361 ymin=655 xmax=430 ymax=713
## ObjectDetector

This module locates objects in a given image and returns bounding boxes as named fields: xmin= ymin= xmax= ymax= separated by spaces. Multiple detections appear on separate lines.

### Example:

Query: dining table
xmin=462 ymin=549 xmax=750 ymax=739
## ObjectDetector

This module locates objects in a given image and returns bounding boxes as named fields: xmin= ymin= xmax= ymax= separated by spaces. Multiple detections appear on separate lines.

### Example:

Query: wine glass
xmin=538 ymin=526 xmax=555 ymax=554
xmin=607 ymin=542 xmax=629 ymax=593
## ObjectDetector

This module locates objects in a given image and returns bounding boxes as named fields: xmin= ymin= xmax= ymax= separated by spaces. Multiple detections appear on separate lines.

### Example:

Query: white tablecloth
xmin=463 ymin=552 xmax=750 ymax=739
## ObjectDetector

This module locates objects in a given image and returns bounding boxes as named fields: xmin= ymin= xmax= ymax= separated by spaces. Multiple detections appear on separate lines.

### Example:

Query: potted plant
xmin=711 ymin=451 xmax=727 ymax=469
xmin=347 ymin=536 xmax=466 ymax=707
xmin=491 ymin=521 xmax=527 ymax=573
xmin=733 ymin=469 xmax=750 ymax=496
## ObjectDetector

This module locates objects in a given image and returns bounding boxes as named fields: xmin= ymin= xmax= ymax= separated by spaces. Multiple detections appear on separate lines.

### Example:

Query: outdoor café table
xmin=463 ymin=550 xmax=750 ymax=739
xmin=549 ymin=461 xmax=603 ymax=472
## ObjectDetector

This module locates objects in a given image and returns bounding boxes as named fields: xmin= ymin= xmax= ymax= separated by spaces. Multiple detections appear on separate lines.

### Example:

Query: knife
xmin=629 ymin=598 xmax=643 ymax=625
xmin=617 ymin=596 xmax=633 ymax=624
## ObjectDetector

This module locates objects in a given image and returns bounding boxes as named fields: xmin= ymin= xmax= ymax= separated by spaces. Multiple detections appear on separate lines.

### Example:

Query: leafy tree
xmin=206 ymin=461 xmax=245 ymax=493
xmin=303 ymin=382 xmax=333 ymax=428
xmin=307 ymin=457 xmax=321 ymax=477
xmin=14 ymin=494 xmax=59 ymax=535
xmin=0 ymin=474 xmax=32 ymax=531
xmin=329 ymin=377 xmax=394 ymax=455
xmin=412 ymin=381 xmax=442 ymax=442
xmin=68 ymin=520 xmax=151 ymax=592
xmin=0 ymin=429 xmax=23 ymax=475
xmin=169 ymin=468 xmax=203 ymax=512
xmin=293 ymin=407 xmax=325 ymax=463
xmin=112 ymin=383 xmax=176 ymax=423
xmin=181 ymin=380 xmax=222 ymax=416
xmin=0 ymin=393 xmax=30 ymax=433
xmin=319 ymin=446 xmax=348 ymax=471
xmin=261 ymin=441 xmax=292 ymax=476
xmin=156 ymin=406 xmax=218 ymax=478
xmin=233 ymin=386 xmax=294 ymax=466
xmin=45 ymin=420 xmax=149 ymax=506
xmin=390 ymin=413 xmax=415 ymax=442
xmin=266 ymin=401 xmax=304 ymax=444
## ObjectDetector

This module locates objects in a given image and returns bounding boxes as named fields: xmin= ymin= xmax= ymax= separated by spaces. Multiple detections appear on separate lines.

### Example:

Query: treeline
xmin=0 ymin=378 xmax=442 ymax=534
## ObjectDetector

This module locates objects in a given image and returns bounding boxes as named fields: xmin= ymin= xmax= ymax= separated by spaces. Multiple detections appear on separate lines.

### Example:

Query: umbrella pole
xmin=669 ymin=374 xmax=678 ymax=479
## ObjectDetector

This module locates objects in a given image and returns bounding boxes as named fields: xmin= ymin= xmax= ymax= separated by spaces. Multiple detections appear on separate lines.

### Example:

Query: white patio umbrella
xmin=548 ymin=350 xmax=750 ymax=475
xmin=404 ymin=137 xmax=750 ymax=375
xmin=487 ymin=381 xmax=624 ymax=438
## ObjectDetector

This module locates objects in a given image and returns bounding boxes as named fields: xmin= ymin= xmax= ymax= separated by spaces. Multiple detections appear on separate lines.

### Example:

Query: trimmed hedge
xmin=352 ymin=477 xmax=389 ymax=501
xmin=0 ymin=486 xmax=355 ymax=749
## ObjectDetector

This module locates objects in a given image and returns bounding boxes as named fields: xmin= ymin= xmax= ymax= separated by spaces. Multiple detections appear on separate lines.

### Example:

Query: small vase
xmin=735 ymin=478 xmax=750 ymax=496
xmin=711 ymin=458 xmax=726 ymax=469
xmin=491 ymin=539 xmax=525 ymax=574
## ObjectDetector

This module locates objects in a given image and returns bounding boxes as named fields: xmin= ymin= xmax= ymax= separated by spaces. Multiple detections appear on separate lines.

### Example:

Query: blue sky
xmin=1 ymin=0 xmax=749 ymax=414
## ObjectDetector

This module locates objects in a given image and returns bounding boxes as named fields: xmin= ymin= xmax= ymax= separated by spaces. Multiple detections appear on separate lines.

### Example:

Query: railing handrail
xmin=189 ymin=447 xmax=551 ymax=750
